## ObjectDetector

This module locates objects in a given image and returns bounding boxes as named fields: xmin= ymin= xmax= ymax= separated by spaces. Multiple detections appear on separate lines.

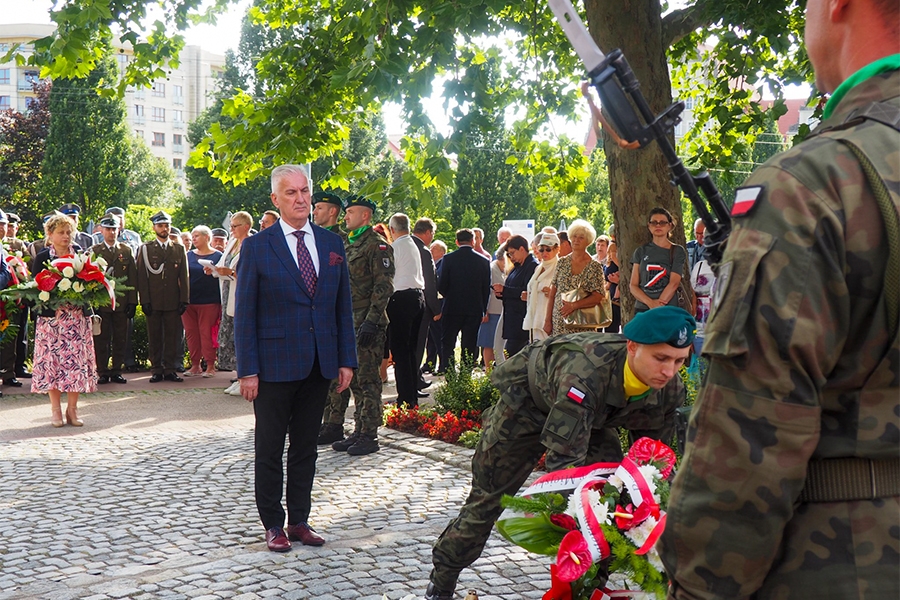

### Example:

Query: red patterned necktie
xmin=291 ymin=230 xmax=317 ymax=296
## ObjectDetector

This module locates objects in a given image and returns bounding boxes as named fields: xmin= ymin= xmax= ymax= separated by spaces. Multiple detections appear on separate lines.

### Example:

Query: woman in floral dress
xmin=31 ymin=214 xmax=97 ymax=427
xmin=544 ymin=219 xmax=607 ymax=335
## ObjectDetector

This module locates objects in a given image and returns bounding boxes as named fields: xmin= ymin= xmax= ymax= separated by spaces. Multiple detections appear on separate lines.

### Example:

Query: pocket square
xmin=329 ymin=252 xmax=344 ymax=266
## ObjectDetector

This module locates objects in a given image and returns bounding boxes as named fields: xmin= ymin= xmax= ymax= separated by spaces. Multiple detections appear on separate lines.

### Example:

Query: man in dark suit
xmin=437 ymin=228 xmax=491 ymax=369
xmin=235 ymin=164 xmax=357 ymax=553
xmin=411 ymin=218 xmax=440 ymax=392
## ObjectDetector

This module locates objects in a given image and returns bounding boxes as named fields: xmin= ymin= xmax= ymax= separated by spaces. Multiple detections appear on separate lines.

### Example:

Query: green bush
xmin=433 ymin=357 xmax=500 ymax=415
xmin=457 ymin=429 xmax=482 ymax=449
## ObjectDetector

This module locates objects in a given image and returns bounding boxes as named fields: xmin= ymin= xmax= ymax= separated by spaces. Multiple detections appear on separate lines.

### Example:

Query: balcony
xmin=134 ymin=89 xmax=146 ymax=99
xmin=134 ymin=116 xmax=146 ymax=125
xmin=173 ymin=121 xmax=183 ymax=130
xmin=18 ymin=80 xmax=36 ymax=91
xmin=175 ymin=168 xmax=185 ymax=178
xmin=173 ymin=95 xmax=184 ymax=105
xmin=173 ymin=144 xmax=184 ymax=153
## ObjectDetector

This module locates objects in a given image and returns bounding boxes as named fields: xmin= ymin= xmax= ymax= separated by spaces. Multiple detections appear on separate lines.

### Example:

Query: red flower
xmin=35 ymin=269 xmax=62 ymax=292
xmin=614 ymin=504 xmax=637 ymax=531
xmin=555 ymin=530 xmax=592 ymax=582
xmin=76 ymin=264 xmax=105 ymax=283
xmin=616 ymin=501 xmax=660 ymax=528
xmin=628 ymin=437 xmax=677 ymax=478
xmin=543 ymin=563 xmax=573 ymax=600
xmin=550 ymin=513 xmax=578 ymax=531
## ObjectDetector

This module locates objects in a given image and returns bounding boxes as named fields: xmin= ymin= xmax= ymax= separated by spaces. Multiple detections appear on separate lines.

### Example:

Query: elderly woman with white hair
xmin=183 ymin=225 xmax=222 ymax=377
xmin=543 ymin=219 xmax=607 ymax=335
xmin=522 ymin=231 xmax=560 ymax=341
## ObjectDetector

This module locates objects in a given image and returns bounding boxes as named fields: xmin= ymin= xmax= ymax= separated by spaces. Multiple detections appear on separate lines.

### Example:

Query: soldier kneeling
xmin=426 ymin=306 xmax=696 ymax=599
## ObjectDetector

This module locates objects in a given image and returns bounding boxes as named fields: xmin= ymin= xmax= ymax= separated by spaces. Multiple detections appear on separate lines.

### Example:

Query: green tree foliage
xmin=127 ymin=135 xmax=184 ymax=209
xmin=40 ymin=53 xmax=131 ymax=222
xmin=0 ymin=81 xmax=52 ymax=239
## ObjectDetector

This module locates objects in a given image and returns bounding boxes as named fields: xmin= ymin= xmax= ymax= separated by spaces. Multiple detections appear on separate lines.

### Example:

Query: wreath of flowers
xmin=497 ymin=437 xmax=677 ymax=600
xmin=1 ymin=253 xmax=127 ymax=311
xmin=3 ymin=246 xmax=31 ymax=286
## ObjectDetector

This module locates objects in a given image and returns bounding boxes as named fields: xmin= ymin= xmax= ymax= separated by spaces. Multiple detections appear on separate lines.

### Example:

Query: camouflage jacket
xmin=345 ymin=226 xmax=394 ymax=328
xmin=661 ymin=69 xmax=900 ymax=599
xmin=489 ymin=333 xmax=684 ymax=470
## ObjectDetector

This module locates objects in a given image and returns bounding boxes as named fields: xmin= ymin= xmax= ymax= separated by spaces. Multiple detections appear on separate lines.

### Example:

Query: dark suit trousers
xmin=95 ymin=309 xmax=128 ymax=376
xmin=425 ymin=317 xmax=444 ymax=372
xmin=388 ymin=289 xmax=424 ymax=407
xmin=146 ymin=309 xmax=183 ymax=374
xmin=415 ymin=307 xmax=434 ymax=375
xmin=442 ymin=314 xmax=481 ymax=368
xmin=253 ymin=365 xmax=331 ymax=530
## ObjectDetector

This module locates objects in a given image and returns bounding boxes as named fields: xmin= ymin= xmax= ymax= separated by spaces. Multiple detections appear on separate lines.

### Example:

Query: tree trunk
xmin=584 ymin=0 xmax=687 ymax=322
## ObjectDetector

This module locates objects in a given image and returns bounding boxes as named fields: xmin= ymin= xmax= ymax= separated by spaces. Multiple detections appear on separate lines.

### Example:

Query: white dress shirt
xmin=279 ymin=218 xmax=320 ymax=274
xmin=391 ymin=234 xmax=424 ymax=292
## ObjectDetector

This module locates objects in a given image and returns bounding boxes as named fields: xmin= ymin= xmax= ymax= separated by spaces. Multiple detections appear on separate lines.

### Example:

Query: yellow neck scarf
xmin=624 ymin=358 xmax=650 ymax=401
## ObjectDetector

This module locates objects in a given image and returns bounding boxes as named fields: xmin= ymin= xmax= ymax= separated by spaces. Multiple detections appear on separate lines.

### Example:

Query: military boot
xmin=425 ymin=582 xmax=455 ymax=600
xmin=346 ymin=433 xmax=379 ymax=456
xmin=317 ymin=423 xmax=344 ymax=445
xmin=331 ymin=431 xmax=360 ymax=452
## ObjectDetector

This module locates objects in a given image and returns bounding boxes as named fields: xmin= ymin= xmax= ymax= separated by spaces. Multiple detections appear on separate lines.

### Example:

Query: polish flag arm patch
xmin=731 ymin=185 xmax=764 ymax=217
xmin=567 ymin=387 xmax=586 ymax=404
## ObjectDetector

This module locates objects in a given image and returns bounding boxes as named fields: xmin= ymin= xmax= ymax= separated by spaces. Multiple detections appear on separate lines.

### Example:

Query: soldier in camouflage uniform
xmin=311 ymin=191 xmax=348 ymax=241
xmin=318 ymin=195 xmax=394 ymax=456
xmin=426 ymin=307 xmax=695 ymax=599
xmin=660 ymin=1 xmax=900 ymax=597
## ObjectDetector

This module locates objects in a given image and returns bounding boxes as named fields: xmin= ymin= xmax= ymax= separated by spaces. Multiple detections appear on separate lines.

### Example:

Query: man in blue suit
xmin=235 ymin=164 xmax=357 ymax=553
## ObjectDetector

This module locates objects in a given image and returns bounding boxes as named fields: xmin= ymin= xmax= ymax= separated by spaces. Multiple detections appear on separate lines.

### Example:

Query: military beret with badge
xmin=313 ymin=191 xmax=344 ymax=209
xmin=343 ymin=194 xmax=377 ymax=214
xmin=623 ymin=305 xmax=696 ymax=349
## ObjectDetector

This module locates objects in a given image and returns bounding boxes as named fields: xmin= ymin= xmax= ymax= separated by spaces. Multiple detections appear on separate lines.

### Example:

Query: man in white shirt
xmin=387 ymin=213 xmax=425 ymax=408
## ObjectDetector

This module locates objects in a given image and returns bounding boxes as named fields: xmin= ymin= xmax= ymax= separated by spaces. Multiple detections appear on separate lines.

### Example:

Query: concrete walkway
xmin=0 ymin=375 xmax=551 ymax=600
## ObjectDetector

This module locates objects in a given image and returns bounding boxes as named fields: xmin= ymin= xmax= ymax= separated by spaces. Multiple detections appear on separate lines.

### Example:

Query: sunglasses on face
xmin=537 ymin=246 xmax=555 ymax=253
xmin=649 ymin=220 xmax=671 ymax=227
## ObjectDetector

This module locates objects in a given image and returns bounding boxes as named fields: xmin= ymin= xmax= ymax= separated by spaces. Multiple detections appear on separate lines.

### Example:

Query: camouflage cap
xmin=624 ymin=306 xmax=696 ymax=348
xmin=343 ymin=194 xmax=376 ymax=214
xmin=313 ymin=191 xmax=344 ymax=209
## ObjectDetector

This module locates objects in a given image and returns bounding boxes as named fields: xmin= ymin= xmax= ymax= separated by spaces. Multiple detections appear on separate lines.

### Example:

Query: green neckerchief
xmin=348 ymin=225 xmax=371 ymax=244
xmin=823 ymin=54 xmax=900 ymax=120
xmin=326 ymin=224 xmax=341 ymax=233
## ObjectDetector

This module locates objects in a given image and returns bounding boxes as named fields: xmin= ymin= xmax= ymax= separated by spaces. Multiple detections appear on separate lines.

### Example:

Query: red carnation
xmin=35 ymin=269 xmax=62 ymax=292
xmin=550 ymin=513 xmax=578 ymax=531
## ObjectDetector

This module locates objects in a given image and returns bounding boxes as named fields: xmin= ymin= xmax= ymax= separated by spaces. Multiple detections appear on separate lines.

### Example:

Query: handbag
xmin=561 ymin=286 xmax=613 ymax=330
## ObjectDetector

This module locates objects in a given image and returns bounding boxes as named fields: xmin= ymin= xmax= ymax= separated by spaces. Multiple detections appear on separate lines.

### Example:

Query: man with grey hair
xmin=387 ymin=213 xmax=425 ymax=408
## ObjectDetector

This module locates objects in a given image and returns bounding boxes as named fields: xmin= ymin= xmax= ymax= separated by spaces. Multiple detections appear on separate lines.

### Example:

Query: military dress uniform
xmin=429 ymin=323 xmax=689 ymax=595
xmin=321 ymin=202 xmax=394 ymax=455
xmin=660 ymin=66 xmax=900 ymax=599
xmin=91 ymin=231 xmax=138 ymax=382
xmin=136 ymin=212 xmax=189 ymax=379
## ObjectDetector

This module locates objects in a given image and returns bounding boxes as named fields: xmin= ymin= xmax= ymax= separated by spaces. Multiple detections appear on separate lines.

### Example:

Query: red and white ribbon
xmin=521 ymin=462 xmax=619 ymax=497
xmin=614 ymin=456 xmax=656 ymax=509
xmin=634 ymin=513 xmax=666 ymax=556
xmin=572 ymin=477 xmax=610 ymax=562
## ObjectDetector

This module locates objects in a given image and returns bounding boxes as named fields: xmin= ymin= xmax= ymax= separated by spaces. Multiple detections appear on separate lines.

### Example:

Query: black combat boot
xmin=346 ymin=433 xmax=379 ymax=456
xmin=331 ymin=431 xmax=360 ymax=452
xmin=425 ymin=582 xmax=455 ymax=600
xmin=317 ymin=423 xmax=344 ymax=445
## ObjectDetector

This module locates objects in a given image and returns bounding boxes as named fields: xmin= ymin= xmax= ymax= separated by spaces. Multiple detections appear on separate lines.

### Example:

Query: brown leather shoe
xmin=265 ymin=527 xmax=291 ymax=552
xmin=286 ymin=523 xmax=325 ymax=546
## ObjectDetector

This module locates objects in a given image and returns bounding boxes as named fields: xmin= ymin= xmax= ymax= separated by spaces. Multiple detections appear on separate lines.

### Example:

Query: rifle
xmin=548 ymin=0 xmax=732 ymax=264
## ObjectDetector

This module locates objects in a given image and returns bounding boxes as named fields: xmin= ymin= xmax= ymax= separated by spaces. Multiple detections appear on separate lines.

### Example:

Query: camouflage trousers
xmin=321 ymin=326 xmax=386 ymax=436
xmin=430 ymin=349 xmax=624 ymax=590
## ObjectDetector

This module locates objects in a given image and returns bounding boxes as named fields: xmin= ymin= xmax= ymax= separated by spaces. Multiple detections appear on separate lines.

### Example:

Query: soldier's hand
xmin=143 ymin=304 xmax=153 ymax=317
xmin=126 ymin=304 xmax=137 ymax=319
xmin=179 ymin=302 xmax=188 ymax=315
xmin=356 ymin=321 xmax=379 ymax=348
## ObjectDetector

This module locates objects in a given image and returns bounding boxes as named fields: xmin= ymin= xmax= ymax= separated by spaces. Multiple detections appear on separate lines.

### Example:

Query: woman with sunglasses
xmin=629 ymin=207 xmax=688 ymax=313
xmin=522 ymin=232 xmax=560 ymax=342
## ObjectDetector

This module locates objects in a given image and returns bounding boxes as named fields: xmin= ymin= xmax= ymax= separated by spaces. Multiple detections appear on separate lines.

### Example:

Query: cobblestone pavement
xmin=0 ymin=388 xmax=551 ymax=600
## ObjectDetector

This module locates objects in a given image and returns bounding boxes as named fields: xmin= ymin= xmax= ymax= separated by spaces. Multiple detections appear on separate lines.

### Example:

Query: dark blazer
xmin=412 ymin=235 xmax=440 ymax=315
xmin=234 ymin=220 xmax=357 ymax=382
xmin=501 ymin=254 xmax=538 ymax=339
xmin=437 ymin=245 xmax=491 ymax=317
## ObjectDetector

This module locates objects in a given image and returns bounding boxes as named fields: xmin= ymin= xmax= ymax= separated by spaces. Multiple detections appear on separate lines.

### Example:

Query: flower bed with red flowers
xmin=383 ymin=405 xmax=482 ymax=445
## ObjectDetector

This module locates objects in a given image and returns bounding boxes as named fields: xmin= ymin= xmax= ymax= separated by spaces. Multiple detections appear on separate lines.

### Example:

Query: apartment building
xmin=0 ymin=24 xmax=226 ymax=190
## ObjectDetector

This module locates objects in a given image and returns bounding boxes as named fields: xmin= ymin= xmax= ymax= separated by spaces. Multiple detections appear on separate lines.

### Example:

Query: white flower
xmin=586 ymin=488 xmax=610 ymax=526
xmin=606 ymin=474 xmax=625 ymax=492
xmin=73 ymin=281 xmax=84 ymax=293
xmin=646 ymin=547 xmax=664 ymax=574
xmin=107 ymin=279 xmax=116 ymax=290
xmin=624 ymin=515 xmax=658 ymax=549
xmin=38 ymin=291 xmax=50 ymax=301
xmin=23 ymin=280 xmax=37 ymax=289
xmin=14 ymin=251 xmax=23 ymax=259
xmin=71 ymin=254 xmax=84 ymax=270
xmin=62 ymin=266 xmax=75 ymax=278
xmin=638 ymin=464 xmax=661 ymax=496
xmin=94 ymin=256 xmax=108 ymax=269
xmin=58 ymin=278 xmax=72 ymax=291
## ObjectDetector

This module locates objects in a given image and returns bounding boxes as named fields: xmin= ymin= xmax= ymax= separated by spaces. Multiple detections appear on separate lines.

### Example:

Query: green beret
xmin=313 ymin=191 xmax=344 ymax=209
xmin=343 ymin=194 xmax=376 ymax=213
xmin=623 ymin=306 xmax=696 ymax=348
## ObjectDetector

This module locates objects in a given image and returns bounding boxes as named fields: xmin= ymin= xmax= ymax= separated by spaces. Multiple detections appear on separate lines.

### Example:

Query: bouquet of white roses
xmin=1 ymin=252 xmax=125 ymax=311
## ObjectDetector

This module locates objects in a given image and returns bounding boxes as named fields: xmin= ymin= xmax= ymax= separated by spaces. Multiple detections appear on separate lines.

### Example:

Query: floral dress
xmin=551 ymin=255 xmax=606 ymax=335
xmin=31 ymin=247 xmax=97 ymax=394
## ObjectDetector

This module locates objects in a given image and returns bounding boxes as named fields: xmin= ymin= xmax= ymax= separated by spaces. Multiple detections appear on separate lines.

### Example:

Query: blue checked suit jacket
xmin=234 ymin=220 xmax=357 ymax=381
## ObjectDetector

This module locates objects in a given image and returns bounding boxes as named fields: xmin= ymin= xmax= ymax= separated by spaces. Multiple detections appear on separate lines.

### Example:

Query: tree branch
xmin=661 ymin=0 xmax=719 ymax=48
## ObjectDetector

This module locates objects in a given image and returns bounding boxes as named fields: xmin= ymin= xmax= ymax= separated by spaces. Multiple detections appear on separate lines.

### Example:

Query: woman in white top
xmin=479 ymin=244 xmax=508 ymax=369
xmin=522 ymin=232 xmax=560 ymax=342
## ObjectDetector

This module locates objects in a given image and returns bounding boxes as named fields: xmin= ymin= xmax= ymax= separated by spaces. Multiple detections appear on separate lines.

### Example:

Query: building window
xmin=0 ymin=69 xmax=9 ymax=85
xmin=24 ymin=97 xmax=39 ymax=111
xmin=152 ymin=81 xmax=165 ymax=97
xmin=173 ymin=158 xmax=182 ymax=170
xmin=172 ymin=110 xmax=183 ymax=123
xmin=135 ymin=105 xmax=144 ymax=116
xmin=24 ymin=70 xmax=39 ymax=84
xmin=173 ymin=85 xmax=183 ymax=97
xmin=135 ymin=130 xmax=143 ymax=139
xmin=152 ymin=132 xmax=165 ymax=147
xmin=173 ymin=134 xmax=183 ymax=146
xmin=151 ymin=106 xmax=165 ymax=122
xmin=0 ymin=96 xmax=9 ymax=110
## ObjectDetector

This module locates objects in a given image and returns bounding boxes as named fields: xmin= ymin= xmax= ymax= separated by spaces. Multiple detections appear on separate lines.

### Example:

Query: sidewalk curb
xmin=377 ymin=426 xmax=475 ymax=471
